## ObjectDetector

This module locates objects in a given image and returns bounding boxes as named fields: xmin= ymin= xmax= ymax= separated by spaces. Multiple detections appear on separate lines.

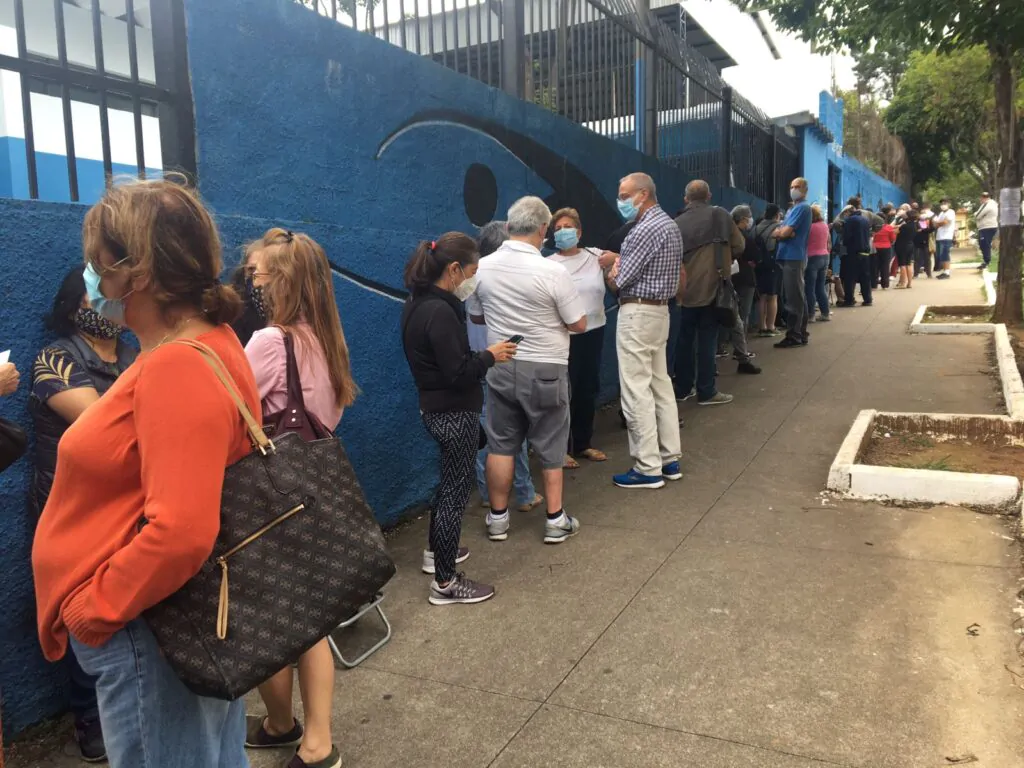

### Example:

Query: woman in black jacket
xmin=401 ymin=233 xmax=516 ymax=606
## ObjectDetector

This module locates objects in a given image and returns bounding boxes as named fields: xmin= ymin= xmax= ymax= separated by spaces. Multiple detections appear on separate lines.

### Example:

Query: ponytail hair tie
xmin=430 ymin=241 xmax=437 ymax=252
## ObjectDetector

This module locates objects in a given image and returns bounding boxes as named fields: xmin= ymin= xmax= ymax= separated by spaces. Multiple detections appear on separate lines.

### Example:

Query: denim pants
xmin=476 ymin=388 xmax=535 ymax=505
xmin=979 ymin=228 xmax=997 ymax=265
xmin=804 ymin=255 xmax=829 ymax=318
xmin=935 ymin=239 xmax=952 ymax=267
xmin=70 ymin=620 xmax=248 ymax=768
xmin=675 ymin=303 xmax=719 ymax=402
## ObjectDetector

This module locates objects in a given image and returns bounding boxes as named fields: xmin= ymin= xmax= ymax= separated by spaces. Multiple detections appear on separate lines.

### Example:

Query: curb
xmin=827 ymin=409 xmax=875 ymax=493
xmin=828 ymin=411 xmax=1023 ymax=509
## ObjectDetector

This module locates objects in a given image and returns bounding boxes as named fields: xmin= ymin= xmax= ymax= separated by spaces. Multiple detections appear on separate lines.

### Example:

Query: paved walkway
xmin=14 ymin=265 xmax=1024 ymax=767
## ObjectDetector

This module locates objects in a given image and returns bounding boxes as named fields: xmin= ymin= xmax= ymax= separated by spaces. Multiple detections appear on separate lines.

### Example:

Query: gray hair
xmin=731 ymin=204 xmax=752 ymax=223
xmin=507 ymin=196 xmax=552 ymax=237
xmin=621 ymin=172 xmax=657 ymax=202
xmin=685 ymin=179 xmax=711 ymax=202
xmin=476 ymin=220 xmax=509 ymax=257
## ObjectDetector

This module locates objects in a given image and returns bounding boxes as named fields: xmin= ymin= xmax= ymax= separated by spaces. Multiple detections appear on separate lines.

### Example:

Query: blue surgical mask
xmin=83 ymin=261 xmax=133 ymax=325
xmin=617 ymin=196 xmax=639 ymax=222
xmin=554 ymin=228 xmax=579 ymax=251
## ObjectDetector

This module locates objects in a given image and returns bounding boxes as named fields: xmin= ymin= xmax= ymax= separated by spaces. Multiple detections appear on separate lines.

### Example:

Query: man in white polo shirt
xmin=467 ymin=196 xmax=587 ymax=545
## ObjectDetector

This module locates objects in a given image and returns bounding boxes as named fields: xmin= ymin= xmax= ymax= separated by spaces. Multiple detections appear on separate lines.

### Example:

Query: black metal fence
xmin=296 ymin=0 xmax=800 ymax=207
xmin=1 ymin=0 xmax=195 ymax=202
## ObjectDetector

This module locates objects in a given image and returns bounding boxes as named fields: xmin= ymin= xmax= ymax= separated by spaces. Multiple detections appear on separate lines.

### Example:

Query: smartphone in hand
xmin=507 ymin=335 xmax=524 ymax=344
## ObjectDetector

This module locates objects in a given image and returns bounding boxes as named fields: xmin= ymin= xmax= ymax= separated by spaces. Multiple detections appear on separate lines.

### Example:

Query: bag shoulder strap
xmin=173 ymin=339 xmax=273 ymax=454
xmin=273 ymin=327 xmax=309 ymax=413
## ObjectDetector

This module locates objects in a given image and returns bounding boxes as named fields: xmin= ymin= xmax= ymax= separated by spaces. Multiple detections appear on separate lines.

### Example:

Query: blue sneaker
xmin=662 ymin=461 xmax=682 ymax=481
xmin=613 ymin=469 xmax=665 ymax=489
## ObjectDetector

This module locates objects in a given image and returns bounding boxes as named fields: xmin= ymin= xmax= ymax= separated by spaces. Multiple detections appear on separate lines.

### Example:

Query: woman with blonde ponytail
xmin=242 ymin=228 xmax=355 ymax=768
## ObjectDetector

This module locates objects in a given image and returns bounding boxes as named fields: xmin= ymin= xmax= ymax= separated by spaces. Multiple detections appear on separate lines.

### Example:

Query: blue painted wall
xmin=0 ymin=199 xmax=91 ymax=737
xmin=801 ymin=128 xmax=830 ymax=211
xmin=804 ymin=92 xmax=906 ymax=214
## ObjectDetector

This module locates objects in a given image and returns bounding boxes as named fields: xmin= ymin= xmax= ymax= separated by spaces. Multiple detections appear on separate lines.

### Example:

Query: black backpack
xmin=754 ymin=223 xmax=778 ymax=268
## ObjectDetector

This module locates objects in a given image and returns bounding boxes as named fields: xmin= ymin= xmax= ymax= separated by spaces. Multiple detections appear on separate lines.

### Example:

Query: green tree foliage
xmin=838 ymin=88 xmax=910 ymax=188
xmin=733 ymin=0 xmax=1024 ymax=322
xmin=852 ymin=40 xmax=913 ymax=101
xmin=884 ymin=47 xmax=1023 ymax=196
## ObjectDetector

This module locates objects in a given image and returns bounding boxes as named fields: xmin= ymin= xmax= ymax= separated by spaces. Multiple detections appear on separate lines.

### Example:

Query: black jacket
xmin=733 ymin=229 xmax=758 ymax=289
xmin=842 ymin=212 xmax=872 ymax=256
xmin=401 ymin=286 xmax=495 ymax=413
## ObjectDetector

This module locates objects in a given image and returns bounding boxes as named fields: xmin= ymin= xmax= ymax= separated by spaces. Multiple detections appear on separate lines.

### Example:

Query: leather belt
xmin=619 ymin=297 xmax=670 ymax=306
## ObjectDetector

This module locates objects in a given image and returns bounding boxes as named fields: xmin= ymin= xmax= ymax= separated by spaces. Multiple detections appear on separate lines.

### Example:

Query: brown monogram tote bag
xmin=144 ymin=339 xmax=395 ymax=700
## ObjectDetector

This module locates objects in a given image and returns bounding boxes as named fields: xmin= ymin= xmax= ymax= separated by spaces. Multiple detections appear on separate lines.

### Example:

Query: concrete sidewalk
xmin=15 ymin=269 xmax=1024 ymax=767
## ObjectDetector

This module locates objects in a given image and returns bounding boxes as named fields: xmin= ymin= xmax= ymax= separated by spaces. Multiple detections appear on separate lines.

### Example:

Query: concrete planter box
xmin=828 ymin=411 xmax=1022 ymax=510
xmin=909 ymin=304 xmax=995 ymax=335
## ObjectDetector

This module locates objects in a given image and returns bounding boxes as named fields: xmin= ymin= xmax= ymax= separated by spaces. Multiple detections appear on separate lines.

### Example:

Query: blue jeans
xmin=674 ymin=303 xmax=718 ymax=402
xmin=936 ymin=239 xmax=952 ymax=267
xmin=477 ymin=389 xmax=535 ymax=505
xmin=805 ymin=255 xmax=830 ymax=317
xmin=70 ymin=620 xmax=248 ymax=768
xmin=979 ymin=228 xmax=997 ymax=265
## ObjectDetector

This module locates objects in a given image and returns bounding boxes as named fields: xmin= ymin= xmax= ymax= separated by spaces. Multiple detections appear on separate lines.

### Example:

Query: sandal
xmin=578 ymin=448 xmax=607 ymax=462
xmin=563 ymin=455 xmax=580 ymax=469
xmin=518 ymin=494 xmax=543 ymax=512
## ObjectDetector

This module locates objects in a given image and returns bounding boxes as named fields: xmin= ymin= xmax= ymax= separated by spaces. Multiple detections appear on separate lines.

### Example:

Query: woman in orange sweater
xmin=32 ymin=179 xmax=258 ymax=768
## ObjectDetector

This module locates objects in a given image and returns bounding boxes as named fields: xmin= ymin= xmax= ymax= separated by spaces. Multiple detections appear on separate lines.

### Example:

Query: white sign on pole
xmin=999 ymin=187 xmax=1022 ymax=227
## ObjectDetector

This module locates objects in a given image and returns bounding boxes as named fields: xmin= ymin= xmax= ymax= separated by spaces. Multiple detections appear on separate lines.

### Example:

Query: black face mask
xmin=249 ymin=283 xmax=268 ymax=321
xmin=74 ymin=307 xmax=123 ymax=340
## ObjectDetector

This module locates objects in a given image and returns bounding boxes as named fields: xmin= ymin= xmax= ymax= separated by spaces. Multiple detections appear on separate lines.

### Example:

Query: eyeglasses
xmin=243 ymin=267 xmax=271 ymax=279
xmin=97 ymin=256 xmax=130 ymax=275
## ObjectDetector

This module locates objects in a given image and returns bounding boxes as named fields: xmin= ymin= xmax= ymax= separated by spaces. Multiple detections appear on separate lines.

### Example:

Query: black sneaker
xmin=428 ymin=573 xmax=495 ymax=605
xmin=245 ymin=715 xmax=304 ymax=749
xmin=774 ymin=338 xmax=802 ymax=348
xmin=737 ymin=361 xmax=761 ymax=374
xmin=286 ymin=746 xmax=343 ymax=768
xmin=75 ymin=718 xmax=106 ymax=763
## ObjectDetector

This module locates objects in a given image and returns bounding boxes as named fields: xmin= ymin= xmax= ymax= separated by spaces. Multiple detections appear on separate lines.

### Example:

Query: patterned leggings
xmin=421 ymin=410 xmax=479 ymax=583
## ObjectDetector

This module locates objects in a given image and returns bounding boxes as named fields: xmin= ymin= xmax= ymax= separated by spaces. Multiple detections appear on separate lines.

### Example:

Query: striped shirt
xmin=617 ymin=205 xmax=684 ymax=300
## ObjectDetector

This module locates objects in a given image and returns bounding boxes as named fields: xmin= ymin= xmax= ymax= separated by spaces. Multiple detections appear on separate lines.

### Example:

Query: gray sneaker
xmin=486 ymin=511 xmax=510 ymax=541
xmin=428 ymin=573 xmax=495 ymax=605
xmin=544 ymin=514 xmax=581 ymax=544
xmin=698 ymin=392 xmax=734 ymax=406
xmin=421 ymin=546 xmax=470 ymax=574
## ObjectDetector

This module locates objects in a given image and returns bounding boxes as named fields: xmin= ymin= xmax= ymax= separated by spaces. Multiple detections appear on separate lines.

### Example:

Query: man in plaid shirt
xmin=606 ymin=173 xmax=684 ymax=489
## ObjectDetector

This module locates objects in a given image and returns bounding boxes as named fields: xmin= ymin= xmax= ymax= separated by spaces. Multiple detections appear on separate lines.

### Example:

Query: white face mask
xmin=454 ymin=275 xmax=477 ymax=301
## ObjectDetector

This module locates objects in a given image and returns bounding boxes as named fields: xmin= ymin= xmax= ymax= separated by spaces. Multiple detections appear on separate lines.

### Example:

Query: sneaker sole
xmin=245 ymin=739 xmax=303 ymax=750
xmin=663 ymin=473 xmax=682 ymax=481
xmin=487 ymin=531 xmax=508 ymax=541
xmin=428 ymin=591 xmax=495 ymax=605
xmin=613 ymin=479 xmax=666 ymax=489
xmin=698 ymin=400 xmax=732 ymax=406
xmin=544 ymin=529 xmax=580 ymax=544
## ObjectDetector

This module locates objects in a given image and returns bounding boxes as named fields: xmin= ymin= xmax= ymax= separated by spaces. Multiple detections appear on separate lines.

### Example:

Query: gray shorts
xmin=484 ymin=360 xmax=569 ymax=470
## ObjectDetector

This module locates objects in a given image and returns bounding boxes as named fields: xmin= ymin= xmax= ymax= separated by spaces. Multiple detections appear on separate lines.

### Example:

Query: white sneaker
xmin=486 ymin=511 xmax=510 ymax=541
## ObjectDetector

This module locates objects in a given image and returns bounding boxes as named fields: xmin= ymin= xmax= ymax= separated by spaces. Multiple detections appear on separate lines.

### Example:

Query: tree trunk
xmin=990 ymin=45 xmax=1023 ymax=326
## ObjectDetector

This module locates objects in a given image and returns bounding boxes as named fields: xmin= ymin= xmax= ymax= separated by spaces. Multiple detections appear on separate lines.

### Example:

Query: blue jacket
xmin=842 ymin=212 xmax=871 ymax=256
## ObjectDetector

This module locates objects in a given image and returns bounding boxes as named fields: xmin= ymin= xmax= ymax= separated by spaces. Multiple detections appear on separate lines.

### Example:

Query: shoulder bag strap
xmin=280 ymin=330 xmax=309 ymax=411
xmin=174 ymin=339 xmax=273 ymax=454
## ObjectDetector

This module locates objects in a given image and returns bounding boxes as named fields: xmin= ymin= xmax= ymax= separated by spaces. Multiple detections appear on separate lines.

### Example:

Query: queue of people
xmin=9 ymin=172 xmax=965 ymax=768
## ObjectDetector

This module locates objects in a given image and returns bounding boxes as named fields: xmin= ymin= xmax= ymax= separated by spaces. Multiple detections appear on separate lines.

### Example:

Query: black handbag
xmin=713 ymin=238 xmax=739 ymax=327
xmin=0 ymin=417 xmax=27 ymax=473
xmin=144 ymin=340 xmax=395 ymax=700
